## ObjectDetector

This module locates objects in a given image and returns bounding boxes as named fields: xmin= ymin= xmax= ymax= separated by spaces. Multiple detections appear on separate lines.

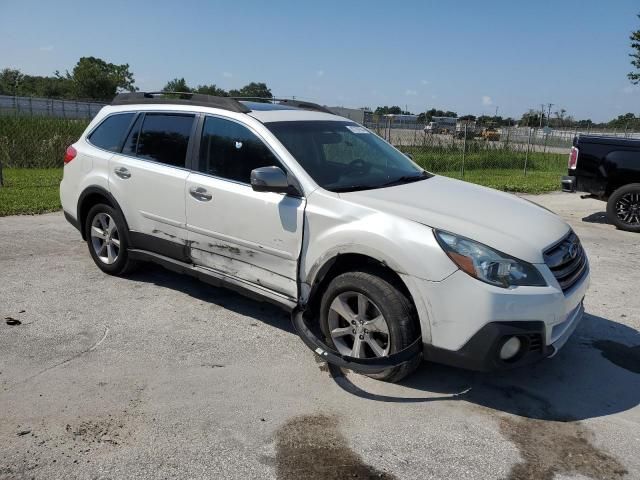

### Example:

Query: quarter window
xmin=122 ymin=114 xmax=142 ymax=156
xmin=88 ymin=113 xmax=134 ymax=152
xmin=136 ymin=113 xmax=195 ymax=167
xmin=198 ymin=116 xmax=284 ymax=183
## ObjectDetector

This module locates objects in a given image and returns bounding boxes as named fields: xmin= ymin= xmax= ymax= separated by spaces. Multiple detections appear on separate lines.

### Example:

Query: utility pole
xmin=495 ymin=106 xmax=499 ymax=118
xmin=540 ymin=104 xmax=545 ymax=128
xmin=546 ymin=103 xmax=554 ymax=127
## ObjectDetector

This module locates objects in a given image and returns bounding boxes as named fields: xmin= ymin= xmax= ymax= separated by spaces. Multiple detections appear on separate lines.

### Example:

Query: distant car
xmin=60 ymin=92 xmax=589 ymax=382
xmin=562 ymin=134 xmax=640 ymax=232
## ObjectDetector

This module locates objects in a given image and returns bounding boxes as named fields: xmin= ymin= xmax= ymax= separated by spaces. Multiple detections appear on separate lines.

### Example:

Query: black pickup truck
xmin=562 ymin=135 xmax=640 ymax=232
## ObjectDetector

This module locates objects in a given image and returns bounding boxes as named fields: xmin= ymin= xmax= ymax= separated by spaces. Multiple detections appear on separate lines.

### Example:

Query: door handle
xmin=189 ymin=186 xmax=212 ymax=202
xmin=114 ymin=167 xmax=131 ymax=179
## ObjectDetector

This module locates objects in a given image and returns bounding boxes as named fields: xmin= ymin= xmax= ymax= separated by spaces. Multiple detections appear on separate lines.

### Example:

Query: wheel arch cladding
xmin=304 ymin=253 xmax=420 ymax=331
xmin=77 ymin=187 xmax=127 ymax=240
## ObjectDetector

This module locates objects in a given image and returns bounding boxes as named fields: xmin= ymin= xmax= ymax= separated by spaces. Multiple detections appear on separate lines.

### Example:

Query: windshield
xmin=265 ymin=121 xmax=430 ymax=192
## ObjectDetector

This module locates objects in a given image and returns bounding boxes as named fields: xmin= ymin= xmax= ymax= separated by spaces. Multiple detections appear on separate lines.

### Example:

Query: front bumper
xmin=424 ymin=301 xmax=584 ymax=371
xmin=413 ymin=263 xmax=589 ymax=371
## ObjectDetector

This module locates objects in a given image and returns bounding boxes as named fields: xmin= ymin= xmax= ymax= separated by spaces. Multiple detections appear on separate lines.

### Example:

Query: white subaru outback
xmin=60 ymin=92 xmax=589 ymax=382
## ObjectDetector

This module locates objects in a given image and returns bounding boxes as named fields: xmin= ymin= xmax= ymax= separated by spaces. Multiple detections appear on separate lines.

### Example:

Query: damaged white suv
xmin=60 ymin=92 xmax=589 ymax=381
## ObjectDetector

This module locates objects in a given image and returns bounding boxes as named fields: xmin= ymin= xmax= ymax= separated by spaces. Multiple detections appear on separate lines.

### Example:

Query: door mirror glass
xmin=250 ymin=166 xmax=295 ymax=194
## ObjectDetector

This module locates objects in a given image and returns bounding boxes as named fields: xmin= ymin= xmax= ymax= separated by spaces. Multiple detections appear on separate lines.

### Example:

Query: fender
xmin=301 ymin=243 xmax=409 ymax=306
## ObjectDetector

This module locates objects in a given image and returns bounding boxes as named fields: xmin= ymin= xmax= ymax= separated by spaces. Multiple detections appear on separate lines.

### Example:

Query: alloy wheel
xmin=327 ymin=291 xmax=391 ymax=358
xmin=90 ymin=212 xmax=120 ymax=265
xmin=615 ymin=192 xmax=640 ymax=226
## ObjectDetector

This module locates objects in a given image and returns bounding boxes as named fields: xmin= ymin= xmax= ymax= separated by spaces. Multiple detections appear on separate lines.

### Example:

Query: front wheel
xmin=319 ymin=269 xmax=422 ymax=382
xmin=606 ymin=183 xmax=640 ymax=233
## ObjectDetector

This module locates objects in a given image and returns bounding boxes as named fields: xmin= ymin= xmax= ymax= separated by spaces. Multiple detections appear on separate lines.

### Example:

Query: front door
xmin=185 ymin=115 xmax=304 ymax=300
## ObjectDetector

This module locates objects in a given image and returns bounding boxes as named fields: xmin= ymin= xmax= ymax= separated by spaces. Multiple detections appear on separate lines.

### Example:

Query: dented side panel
xmin=300 ymin=190 xmax=458 ymax=286
xmin=185 ymin=172 xmax=305 ymax=299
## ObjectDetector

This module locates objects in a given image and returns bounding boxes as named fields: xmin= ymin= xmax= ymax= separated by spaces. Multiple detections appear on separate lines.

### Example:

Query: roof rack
xmin=231 ymin=96 xmax=334 ymax=115
xmin=111 ymin=91 xmax=250 ymax=113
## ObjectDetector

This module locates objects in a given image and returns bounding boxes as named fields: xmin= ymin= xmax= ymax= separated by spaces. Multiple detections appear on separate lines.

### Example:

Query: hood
xmin=340 ymin=175 xmax=570 ymax=264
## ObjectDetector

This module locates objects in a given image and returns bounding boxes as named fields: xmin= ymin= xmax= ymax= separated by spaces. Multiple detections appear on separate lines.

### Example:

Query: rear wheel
xmin=320 ymin=269 xmax=422 ymax=382
xmin=607 ymin=184 xmax=640 ymax=233
xmin=85 ymin=204 xmax=138 ymax=275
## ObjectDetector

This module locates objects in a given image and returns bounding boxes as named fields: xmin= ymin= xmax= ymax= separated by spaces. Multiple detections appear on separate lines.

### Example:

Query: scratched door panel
xmin=185 ymin=172 xmax=304 ymax=298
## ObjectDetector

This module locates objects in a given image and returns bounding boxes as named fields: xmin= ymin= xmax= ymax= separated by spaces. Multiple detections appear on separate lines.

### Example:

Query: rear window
xmin=136 ymin=113 xmax=195 ymax=167
xmin=88 ymin=113 xmax=135 ymax=152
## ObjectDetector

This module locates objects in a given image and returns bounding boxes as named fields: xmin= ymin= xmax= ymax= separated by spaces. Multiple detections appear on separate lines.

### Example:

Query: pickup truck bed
xmin=563 ymin=134 xmax=640 ymax=232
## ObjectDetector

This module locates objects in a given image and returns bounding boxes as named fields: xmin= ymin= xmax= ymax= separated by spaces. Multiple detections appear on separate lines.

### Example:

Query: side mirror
xmin=250 ymin=166 xmax=299 ymax=195
xmin=405 ymin=153 xmax=414 ymax=160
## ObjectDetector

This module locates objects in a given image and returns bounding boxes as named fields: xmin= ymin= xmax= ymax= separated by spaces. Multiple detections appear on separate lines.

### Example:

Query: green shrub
xmin=0 ymin=115 xmax=89 ymax=168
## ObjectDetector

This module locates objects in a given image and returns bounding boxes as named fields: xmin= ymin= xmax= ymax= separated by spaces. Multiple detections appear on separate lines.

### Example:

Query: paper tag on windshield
xmin=346 ymin=125 xmax=369 ymax=134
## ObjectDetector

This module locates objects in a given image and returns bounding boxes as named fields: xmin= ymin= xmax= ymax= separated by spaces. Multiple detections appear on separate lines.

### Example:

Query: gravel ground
xmin=0 ymin=192 xmax=639 ymax=480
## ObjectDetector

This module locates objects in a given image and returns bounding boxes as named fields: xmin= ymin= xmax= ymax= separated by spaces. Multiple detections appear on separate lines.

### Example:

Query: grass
xmin=0 ymin=168 xmax=62 ymax=216
xmin=0 ymin=118 xmax=566 ymax=216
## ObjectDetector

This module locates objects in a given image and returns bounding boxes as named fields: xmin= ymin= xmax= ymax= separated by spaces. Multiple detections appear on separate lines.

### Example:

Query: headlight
xmin=434 ymin=230 xmax=546 ymax=288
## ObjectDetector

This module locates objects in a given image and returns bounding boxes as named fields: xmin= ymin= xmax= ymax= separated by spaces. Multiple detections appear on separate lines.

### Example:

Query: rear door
xmin=109 ymin=112 xmax=196 ymax=259
xmin=185 ymin=115 xmax=305 ymax=300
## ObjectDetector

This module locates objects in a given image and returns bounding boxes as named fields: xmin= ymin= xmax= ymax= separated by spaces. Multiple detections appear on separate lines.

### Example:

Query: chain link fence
xmin=363 ymin=118 xmax=640 ymax=192
xmin=2 ymin=95 xmax=639 ymax=194
xmin=0 ymin=94 xmax=105 ymax=119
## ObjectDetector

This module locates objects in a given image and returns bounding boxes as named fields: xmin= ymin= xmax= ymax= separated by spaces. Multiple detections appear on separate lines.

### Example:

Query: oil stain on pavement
xmin=500 ymin=416 xmax=627 ymax=480
xmin=275 ymin=414 xmax=395 ymax=480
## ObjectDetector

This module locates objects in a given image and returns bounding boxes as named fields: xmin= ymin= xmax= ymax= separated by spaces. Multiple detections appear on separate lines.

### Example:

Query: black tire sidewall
xmin=85 ymin=203 xmax=133 ymax=275
xmin=319 ymin=270 xmax=420 ymax=381
xmin=607 ymin=184 xmax=640 ymax=233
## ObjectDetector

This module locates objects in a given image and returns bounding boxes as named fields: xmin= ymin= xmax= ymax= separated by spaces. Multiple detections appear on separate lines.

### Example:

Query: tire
xmin=319 ymin=269 xmax=422 ymax=382
xmin=606 ymin=183 xmax=640 ymax=233
xmin=85 ymin=203 xmax=139 ymax=275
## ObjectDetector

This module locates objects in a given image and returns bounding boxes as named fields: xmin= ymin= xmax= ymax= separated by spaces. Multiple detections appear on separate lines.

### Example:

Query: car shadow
xmin=120 ymin=266 xmax=639 ymax=421
xmin=328 ymin=313 xmax=640 ymax=421
xmin=127 ymin=263 xmax=295 ymax=334
xmin=582 ymin=211 xmax=612 ymax=225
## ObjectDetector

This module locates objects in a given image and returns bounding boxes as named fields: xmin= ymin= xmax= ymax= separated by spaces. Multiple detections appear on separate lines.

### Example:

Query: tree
xmin=629 ymin=14 xmax=640 ymax=84
xmin=67 ymin=57 xmax=136 ymax=99
xmin=194 ymin=84 xmax=227 ymax=96
xmin=609 ymin=112 xmax=638 ymax=129
xmin=519 ymin=109 xmax=544 ymax=128
xmin=163 ymin=77 xmax=192 ymax=93
xmin=228 ymin=82 xmax=272 ymax=101
xmin=0 ymin=68 xmax=24 ymax=95
xmin=417 ymin=108 xmax=457 ymax=123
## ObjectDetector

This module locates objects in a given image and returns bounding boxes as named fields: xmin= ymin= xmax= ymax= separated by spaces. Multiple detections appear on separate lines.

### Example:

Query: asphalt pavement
xmin=1 ymin=192 xmax=639 ymax=479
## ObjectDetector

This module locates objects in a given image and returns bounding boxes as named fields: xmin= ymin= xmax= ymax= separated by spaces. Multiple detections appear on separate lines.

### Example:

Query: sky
xmin=1 ymin=0 xmax=639 ymax=122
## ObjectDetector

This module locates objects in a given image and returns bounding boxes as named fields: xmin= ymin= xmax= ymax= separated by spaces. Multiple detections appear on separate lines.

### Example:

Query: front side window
xmin=88 ymin=113 xmax=135 ymax=152
xmin=198 ymin=116 xmax=284 ymax=183
xmin=266 ymin=121 xmax=428 ymax=192
xmin=136 ymin=113 xmax=195 ymax=167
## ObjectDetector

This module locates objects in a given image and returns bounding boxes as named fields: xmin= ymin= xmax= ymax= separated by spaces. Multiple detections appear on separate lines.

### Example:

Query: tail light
xmin=64 ymin=145 xmax=77 ymax=164
xmin=568 ymin=146 xmax=579 ymax=170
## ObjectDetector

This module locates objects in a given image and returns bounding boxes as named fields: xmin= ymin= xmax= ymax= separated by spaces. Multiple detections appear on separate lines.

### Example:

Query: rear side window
xmin=88 ymin=113 xmax=134 ymax=152
xmin=198 ymin=116 xmax=283 ymax=183
xmin=122 ymin=114 xmax=143 ymax=156
xmin=136 ymin=113 xmax=195 ymax=167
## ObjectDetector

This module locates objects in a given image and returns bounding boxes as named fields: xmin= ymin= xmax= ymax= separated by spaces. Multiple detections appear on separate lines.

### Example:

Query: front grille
xmin=544 ymin=231 xmax=588 ymax=293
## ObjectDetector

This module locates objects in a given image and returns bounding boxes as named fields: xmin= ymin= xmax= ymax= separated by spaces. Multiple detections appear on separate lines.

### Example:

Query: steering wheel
xmin=344 ymin=159 xmax=370 ymax=176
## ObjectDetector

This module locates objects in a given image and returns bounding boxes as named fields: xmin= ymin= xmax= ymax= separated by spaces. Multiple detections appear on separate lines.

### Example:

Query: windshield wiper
xmin=330 ymin=185 xmax=378 ymax=192
xmin=375 ymin=171 xmax=431 ymax=188
xmin=330 ymin=171 xmax=431 ymax=193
